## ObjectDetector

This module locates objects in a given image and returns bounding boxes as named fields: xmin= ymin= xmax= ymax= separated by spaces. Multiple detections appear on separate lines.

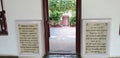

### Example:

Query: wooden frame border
xmin=0 ymin=0 xmax=8 ymax=35
xmin=119 ymin=24 xmax=120 ymax=35
xmin=42 ymin=0 xmax=49 ymax=54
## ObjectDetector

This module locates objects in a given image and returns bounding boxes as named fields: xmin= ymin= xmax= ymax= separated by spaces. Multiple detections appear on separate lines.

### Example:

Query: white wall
xmin=82 ymin=0 xmax=120 ymax=57
xmin=0 ymin=0 xmax=45 ymax=58
xmin=1 ymin=0 xmax=120 ymax=57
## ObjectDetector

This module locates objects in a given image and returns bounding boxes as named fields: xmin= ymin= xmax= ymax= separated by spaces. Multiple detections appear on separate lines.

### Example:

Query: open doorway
xmin=48 ymin=0 xmax=76 ymax=53
xmin=43 ymin=0 xmax=81 ymax=55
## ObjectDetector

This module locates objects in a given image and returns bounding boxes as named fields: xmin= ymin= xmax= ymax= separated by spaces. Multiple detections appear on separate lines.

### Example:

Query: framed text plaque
xmin=16 ymin=20 xmax=41 ymax=56
xmin=81 ymin=19 xmax=111 ymax=57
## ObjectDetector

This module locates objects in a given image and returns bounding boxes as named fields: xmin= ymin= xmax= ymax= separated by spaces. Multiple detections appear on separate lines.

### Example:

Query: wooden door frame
xmin=42 ymin=0 xmax=81 ymax=55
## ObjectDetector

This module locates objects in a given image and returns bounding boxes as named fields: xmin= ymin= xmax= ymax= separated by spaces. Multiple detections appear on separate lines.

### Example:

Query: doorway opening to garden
xmin=49 ymin=0 xmax=76 ymax=53
xmin=43 ymin=0 xmax=81 ymax=55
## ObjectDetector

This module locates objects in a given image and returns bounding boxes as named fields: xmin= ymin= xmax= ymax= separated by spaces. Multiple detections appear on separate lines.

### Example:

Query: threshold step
xmin=44 ymin=54 xmax=80 ymax=58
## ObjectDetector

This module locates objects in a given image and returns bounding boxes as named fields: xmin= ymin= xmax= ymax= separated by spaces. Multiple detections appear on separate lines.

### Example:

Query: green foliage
xmin=49 ymin=11 xmax=63 ymax=23
xmin=70 ymin=12 xmax=76 ymax=26
xmin=49 ymin=0 xmax=76 ymax=12
xmin=48 ymin=0 xmax=76 ymax=25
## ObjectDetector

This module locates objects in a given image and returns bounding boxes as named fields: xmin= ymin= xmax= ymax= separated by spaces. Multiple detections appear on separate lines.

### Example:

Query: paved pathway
xmin=49 ymin=26 xmax=76 ymax=53
xmin=50 ymin=26 xmax=75 ymax=36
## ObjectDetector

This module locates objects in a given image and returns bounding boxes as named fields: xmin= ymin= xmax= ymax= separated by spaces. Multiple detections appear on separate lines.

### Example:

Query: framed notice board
xmin=81 ymin=18 xmax=111 ymax=57
xmin=15 ymin=20 xmax=42 ymax=56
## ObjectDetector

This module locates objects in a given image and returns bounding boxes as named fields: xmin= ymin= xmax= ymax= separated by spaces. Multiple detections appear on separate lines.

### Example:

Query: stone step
xmin=44 ymin=54 xmax=80 ymax=58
